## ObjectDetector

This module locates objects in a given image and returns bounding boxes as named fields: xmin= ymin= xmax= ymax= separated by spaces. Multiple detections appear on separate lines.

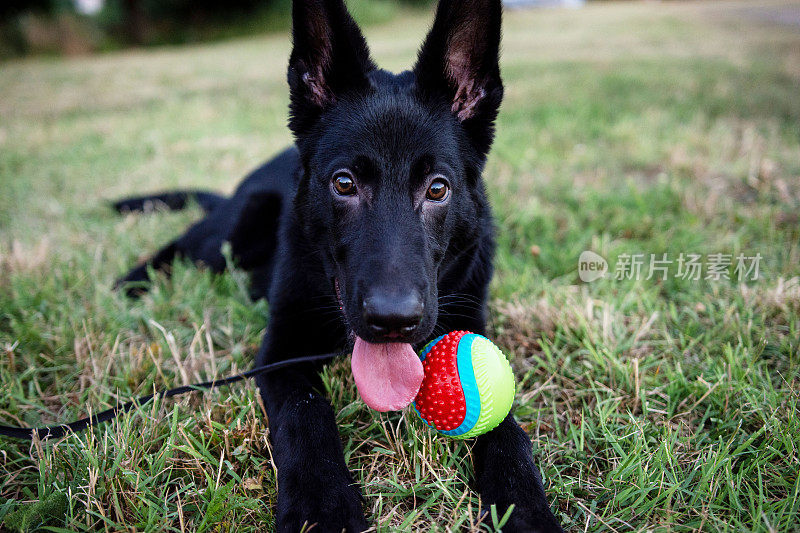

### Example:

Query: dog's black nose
xmin=362 ymin=291 xmax=424 ymax=338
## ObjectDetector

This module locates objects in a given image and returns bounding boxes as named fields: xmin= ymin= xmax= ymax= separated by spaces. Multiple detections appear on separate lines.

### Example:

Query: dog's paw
xmin=474 ymin=417 xmax=564 ymax=532
xmin=276 ymin=473 xmax=367 ymax=533
xmin=114 ymin=264 xmax=151 ymax=297
xmin=477 ymin=468 xmax=564 ymax=533
xmin=479 ymin=500 xmax=563 ymax=533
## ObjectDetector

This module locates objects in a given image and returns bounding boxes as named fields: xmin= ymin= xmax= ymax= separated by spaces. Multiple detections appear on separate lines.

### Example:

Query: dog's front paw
xmin=479 ymin=498 xmax=563 ymax=533
xmin=477 ymin=462 xmax=564 ymax=533
xmin=276 ymin=471 xmax=367 ymax=533
xmin=474 ymin=417 xmax=563 ymax=533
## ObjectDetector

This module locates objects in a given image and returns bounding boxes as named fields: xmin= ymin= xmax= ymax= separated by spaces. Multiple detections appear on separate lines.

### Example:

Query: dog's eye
xmin=426 ymin=177 xmax=450 ymax=202
xmin=332 ymin=170 xmax=356 ymax=196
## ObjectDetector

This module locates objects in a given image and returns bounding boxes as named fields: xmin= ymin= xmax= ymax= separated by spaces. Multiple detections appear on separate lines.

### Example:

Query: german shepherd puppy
xmin=114 ymin=0 xmax=562 ymax=530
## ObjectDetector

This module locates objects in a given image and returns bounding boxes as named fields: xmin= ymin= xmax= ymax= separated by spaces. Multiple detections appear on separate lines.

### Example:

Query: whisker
xmin=438 ymin=292 xmax=485 ymax=305
xmin=437 ymin=299 xmax=484 ymax=313
xmin=438 ymin=311 xmax=481 ymax=322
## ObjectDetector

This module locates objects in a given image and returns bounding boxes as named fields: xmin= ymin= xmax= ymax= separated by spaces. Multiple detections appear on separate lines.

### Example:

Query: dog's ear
xmin=414 ymin=0 xmax=503 ymax=156
xmin=287 ymin=0 xmax=375 ymax=137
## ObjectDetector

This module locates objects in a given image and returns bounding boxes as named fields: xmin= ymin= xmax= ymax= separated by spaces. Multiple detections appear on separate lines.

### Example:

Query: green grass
xmin=1 ymin=0 xmax=800 ymax=531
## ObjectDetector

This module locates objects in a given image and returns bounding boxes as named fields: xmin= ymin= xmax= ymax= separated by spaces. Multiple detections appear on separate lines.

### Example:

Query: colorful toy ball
xmin=413 ymin=331 xmax=515 ymax=439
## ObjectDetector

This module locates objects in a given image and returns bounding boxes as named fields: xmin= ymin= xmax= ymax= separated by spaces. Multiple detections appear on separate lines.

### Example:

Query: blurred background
xmin=1 ymin=0 xmax=436 ymax=57
xmin=2 ymin=0 xmax=604 ymax=58
xmin=1 ymin=0 xmax=799 ymax=531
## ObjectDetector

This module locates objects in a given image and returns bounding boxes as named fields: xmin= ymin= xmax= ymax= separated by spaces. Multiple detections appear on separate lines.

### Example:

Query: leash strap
xmin=0 ymin=352 xmax=340 ymax=441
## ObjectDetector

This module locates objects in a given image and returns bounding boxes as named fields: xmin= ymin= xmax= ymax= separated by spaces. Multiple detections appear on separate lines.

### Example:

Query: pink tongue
xmin=351 ymin=337 xmax=424 ymax=412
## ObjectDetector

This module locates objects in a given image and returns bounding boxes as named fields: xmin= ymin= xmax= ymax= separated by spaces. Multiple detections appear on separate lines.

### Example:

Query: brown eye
xmin=426 ymin=177 xmax=449 ymax=202
xmin=332 ymin=170 xmax=356 ymax=196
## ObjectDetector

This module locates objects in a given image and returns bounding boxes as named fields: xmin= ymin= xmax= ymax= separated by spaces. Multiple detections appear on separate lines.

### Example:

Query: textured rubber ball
xmin=413 ymin=331 xmax=516 ymax=439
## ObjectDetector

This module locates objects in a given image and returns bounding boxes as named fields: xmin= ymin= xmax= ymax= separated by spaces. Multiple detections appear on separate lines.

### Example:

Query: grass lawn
xmin=2 ymin=0 xmax=800 ymax=530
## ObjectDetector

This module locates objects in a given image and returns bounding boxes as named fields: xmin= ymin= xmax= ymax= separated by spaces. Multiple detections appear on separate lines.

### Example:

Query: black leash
xmin=0 ymin=352 xmax=340 ymax=441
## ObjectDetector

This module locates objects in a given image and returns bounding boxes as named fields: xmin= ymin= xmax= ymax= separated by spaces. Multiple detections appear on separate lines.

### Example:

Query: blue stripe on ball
xmin=438 ymin=333 xmax=482 ymax=437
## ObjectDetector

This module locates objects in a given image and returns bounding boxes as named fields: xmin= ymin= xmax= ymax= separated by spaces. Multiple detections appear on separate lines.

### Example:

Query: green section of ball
xmin=453 ymin=336 xmax=515 ymax=439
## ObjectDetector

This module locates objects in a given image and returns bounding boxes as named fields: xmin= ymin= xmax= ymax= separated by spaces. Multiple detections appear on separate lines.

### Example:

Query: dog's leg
xmin=114 ymin=241 xmax=181 ymax=297
xmin=473 ymin=416 xmax=563 ymax=532
xmin=115 ymin=215 xmax=228 ymax=296
xmin=438 ymin=292 xmax=563 ymax=532
xmin=116 ymin=192 xmax=281 ymax=298
xmin=255 ymin=302 xmax=367 ymax=533
xmin=112 ymin=190 xmax=225 ymax=213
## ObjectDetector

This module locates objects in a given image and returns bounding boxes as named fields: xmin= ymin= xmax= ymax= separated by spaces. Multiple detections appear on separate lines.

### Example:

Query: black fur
xmin=115 ymin=1 xmax=562 ymax=530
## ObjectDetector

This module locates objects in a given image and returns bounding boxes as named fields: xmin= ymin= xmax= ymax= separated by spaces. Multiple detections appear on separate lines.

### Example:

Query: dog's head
xmin=288 ymin=0 xmax=503 ymax=410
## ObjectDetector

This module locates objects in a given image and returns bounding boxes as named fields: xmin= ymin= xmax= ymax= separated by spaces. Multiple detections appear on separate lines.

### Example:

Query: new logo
xmin=578 ymin=251 xmax=608 ymax=282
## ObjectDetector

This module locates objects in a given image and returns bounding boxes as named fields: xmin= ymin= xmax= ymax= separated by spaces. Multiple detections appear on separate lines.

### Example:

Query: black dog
xmin=114 ymin=0 xmax=562 ymax=530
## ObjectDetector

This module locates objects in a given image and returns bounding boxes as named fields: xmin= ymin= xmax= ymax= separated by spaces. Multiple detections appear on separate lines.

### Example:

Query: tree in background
xmin=111 ymin=0 xmax=271 ymax=45
xmin=1 ymin=0 xmax=50 ymax=20
xmin=0 ymin=0 xmax=100 ymax=56
xmin=0 ymin=0 xmax=433 ymax=57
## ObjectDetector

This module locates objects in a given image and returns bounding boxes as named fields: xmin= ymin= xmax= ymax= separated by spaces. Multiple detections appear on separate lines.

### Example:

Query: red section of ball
xmin=415 ymin=331 xmax=470 ymax=431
